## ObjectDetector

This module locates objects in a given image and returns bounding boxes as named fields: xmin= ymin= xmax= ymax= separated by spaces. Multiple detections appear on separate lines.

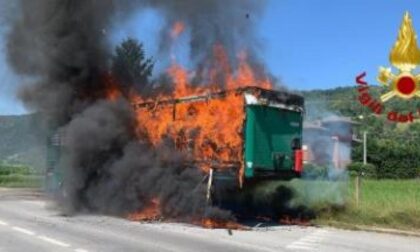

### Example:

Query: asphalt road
xmin=0 ymin=188 xmax=419 ymax=252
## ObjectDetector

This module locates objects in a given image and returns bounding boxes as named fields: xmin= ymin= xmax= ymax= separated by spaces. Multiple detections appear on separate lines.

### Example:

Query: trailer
xmin=46 ymin=86 xmax=305 ymax=195
xmin=134 ymin=86 xmax=305 ymax=188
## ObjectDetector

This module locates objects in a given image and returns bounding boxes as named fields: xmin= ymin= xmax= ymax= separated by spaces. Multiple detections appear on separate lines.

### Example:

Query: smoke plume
xmin=146 ymin=0 xmax=266 ymax=67
xmin=4 ymin=0 xmax=268 ymax=220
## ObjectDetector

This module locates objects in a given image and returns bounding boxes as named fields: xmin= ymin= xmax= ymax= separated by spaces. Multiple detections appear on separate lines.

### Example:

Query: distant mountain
xmin=300 ymin=85 xmax=420 ymax=120
xmin=0 ymin=114 xmax=46 ymax=172
xmin=300 ymin=86 xmax=361 ymax=120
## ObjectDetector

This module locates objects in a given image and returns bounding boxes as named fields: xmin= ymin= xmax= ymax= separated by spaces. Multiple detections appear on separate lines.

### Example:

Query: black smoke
xmin=4 ymin=0 xmax=267 ymax=220
xmin=61 ymin=100 xmax=209 ymax=217
xmin=147 ymin=0 xmax=270 ymax=88
xmin=146 ymin=0 xmax=266 ymax=66
xmin=7 ymin=0 xmax=116 ymax=122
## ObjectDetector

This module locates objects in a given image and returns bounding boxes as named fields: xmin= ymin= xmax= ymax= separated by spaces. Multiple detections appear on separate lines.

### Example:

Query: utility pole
xmin=356 ymin=131 xmax=367 ymax=208
xmin=363 ymin=131 xmax=367 ymax=165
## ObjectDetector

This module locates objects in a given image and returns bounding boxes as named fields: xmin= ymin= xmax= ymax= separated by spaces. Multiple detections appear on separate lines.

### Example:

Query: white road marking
xmin=299 ymin=235 xmax=325 ymax=242
xmin=0 ymin=219 xmax=9 ymax=226
xmin=2 ymin=216 xmax=88 ymax=251
xmin=286 ymin=228 xmax=330 ymax=250
xmin=286 ymin=244 xmax=313 ymax=250
xmin=293 ymin=241 xmax=317 ymax=245
xmin=75 ymin=249 xmax=89 ymax=252
xmin=12 ymin=226 xmax=35 ymax=236
xmin=299 ymin=239 xmax=323 ymax=243
xmin=21 ymin=200 xmax=46 ymax=207
xmin=309 ymin=230 xmax=327 ymax=236
xmin=37 ymin=235 xmax=71 ymax=247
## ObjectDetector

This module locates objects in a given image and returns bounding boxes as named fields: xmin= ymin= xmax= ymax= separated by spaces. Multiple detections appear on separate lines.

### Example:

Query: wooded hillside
xmin=301 ymin=86 xmax=420 ymax=178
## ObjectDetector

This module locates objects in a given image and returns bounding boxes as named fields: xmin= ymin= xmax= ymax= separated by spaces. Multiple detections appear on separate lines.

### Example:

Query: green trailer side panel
xmin=244 ymin=105 xmax=302 ymax=178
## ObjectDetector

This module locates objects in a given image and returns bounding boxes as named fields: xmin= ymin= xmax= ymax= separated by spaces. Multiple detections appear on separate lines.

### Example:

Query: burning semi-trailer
xmin=46 ymin=85 xmax=305 ymax=217
xmin=134 ymin=86 xmax=305 ymax=187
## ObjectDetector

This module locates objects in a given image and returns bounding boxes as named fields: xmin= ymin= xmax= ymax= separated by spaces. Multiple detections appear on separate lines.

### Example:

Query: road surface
xmin=0 ymin=188 xmax=419 ymax=252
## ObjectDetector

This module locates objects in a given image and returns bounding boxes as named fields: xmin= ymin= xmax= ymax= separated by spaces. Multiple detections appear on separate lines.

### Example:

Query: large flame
xmin=121 ymin=22 xmax=274 ymax=227
xmin=390 ymin=12 xmax=420 ymax=72
xmin=133 ymin=44 xmax=272 ymax=186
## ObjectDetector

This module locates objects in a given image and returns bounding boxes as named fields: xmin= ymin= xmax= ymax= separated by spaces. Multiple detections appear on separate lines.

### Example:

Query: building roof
xmin=303 ymin=121 xmax=327 ymax=131
xmin=321 ymin=116 xmax=360 ymax=125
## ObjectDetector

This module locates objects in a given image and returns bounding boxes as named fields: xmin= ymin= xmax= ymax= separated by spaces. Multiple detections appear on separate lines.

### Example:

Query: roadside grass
xmin=0 ymin=174 xmax=43 ymax=188
xmin=260 ymin=178 xmax=420 ymax=231
xmin=315 ymin=179 xmax=420 ymax=231
xmin=0 ymin=163 xmax=43 ymax=188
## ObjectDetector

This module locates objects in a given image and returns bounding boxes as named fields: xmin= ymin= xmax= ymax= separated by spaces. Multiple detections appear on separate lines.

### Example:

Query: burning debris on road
xmin=4 ymin=0 xmax=310 ymax=227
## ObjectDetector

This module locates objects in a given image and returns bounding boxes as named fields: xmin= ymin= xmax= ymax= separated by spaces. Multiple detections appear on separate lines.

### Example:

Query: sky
xmin=0 ymin=0 xmax=419 ymax=115
xmin=260 ymin=0 xmax=420 ymax=90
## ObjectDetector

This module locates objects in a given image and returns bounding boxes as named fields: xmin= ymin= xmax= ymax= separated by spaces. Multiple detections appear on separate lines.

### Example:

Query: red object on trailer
xmin=294 ymin=149 xmax=303 ymax=174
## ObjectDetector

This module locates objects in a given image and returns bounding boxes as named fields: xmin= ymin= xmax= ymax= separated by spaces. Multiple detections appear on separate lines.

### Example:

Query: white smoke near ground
xmin=298 ymin=100 xmax=351 ymax=209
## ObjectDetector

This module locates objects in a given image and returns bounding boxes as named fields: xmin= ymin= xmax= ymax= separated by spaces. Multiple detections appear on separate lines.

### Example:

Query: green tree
xmin=112 ymin=38 xmax=154 ymax=92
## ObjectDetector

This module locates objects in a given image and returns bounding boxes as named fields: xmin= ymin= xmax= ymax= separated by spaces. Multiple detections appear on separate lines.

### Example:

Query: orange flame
xmin=280 ymin=216 xmax=310 ymax=226
xmin=132 ymin=45 xmax=273 ymax=185
xmin=200 ymin=218 xmax=247 ymax=230
xmin=171 ymin=21 xmax=185 ymax=39
xmin=127 ymin=198 xmax=161 ymax=221
xmin=105 ymin=85 xmax=122 ymax=101
xmin=101 ymin=73 xmax=123 ymax=101
xmin=167 ymin=63 xmax=189 ymax=97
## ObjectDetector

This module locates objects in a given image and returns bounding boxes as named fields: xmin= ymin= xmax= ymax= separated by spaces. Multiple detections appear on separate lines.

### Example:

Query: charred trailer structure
xmin=134 ymin=86 xmax=305 ymax=189
xmin=45 ymin=86 xmax=305 ymax=213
